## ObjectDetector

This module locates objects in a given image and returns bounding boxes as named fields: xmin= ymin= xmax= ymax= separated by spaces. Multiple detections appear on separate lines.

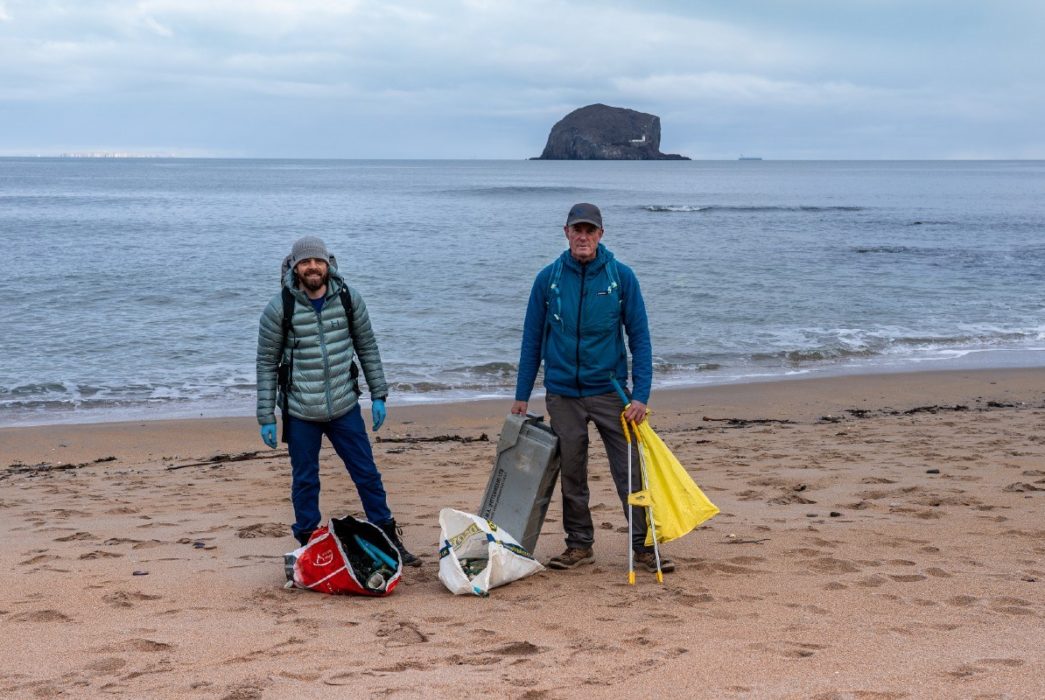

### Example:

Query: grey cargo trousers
xmin=545 ymin=392 xmax=652 ymax=553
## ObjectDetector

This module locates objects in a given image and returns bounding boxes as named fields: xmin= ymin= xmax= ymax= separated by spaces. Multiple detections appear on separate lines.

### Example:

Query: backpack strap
xmin=607 ymin=258 xmax=621 ymax=303
xmin=545 ymin=258 xmax=564 ymax=326
xmin=338 ymin=287 xmax=355 ymax=340
xmin=337 ymin=287 xmax=362 ymax=393
xmin=279 ymin=287 xmax=296 ymax=355
xmin=277 ymin=287 xmax=296 ymax=444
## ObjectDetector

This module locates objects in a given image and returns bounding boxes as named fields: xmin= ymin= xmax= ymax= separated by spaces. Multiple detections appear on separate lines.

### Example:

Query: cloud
xmin=0 ymin=1 xmax=1043 ymax=157
xmin=0 ymin=1 xmax=806 ymax=103
xmin=614 ymin=72 xmax=888 ymax=108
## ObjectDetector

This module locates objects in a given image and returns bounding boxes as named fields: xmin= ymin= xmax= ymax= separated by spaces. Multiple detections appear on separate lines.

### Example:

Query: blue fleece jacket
xmin=515 ymin=243 xmax=653 ymax=404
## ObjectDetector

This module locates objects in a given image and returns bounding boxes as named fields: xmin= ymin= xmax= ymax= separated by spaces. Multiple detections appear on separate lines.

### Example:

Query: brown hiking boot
xmin=634 ymin=551 xmax=675 ymax=573
xmin=547 ymin=547 xmax=594 ymax=570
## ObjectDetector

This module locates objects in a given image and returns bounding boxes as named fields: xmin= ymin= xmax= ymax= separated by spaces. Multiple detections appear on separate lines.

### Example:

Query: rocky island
xmin=535 ymin=103 xmax=689 ymax=160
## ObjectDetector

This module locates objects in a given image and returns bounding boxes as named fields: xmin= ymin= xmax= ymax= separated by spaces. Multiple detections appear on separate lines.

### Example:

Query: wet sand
xmin=1 ymin=368 xmax=1044 ymax=698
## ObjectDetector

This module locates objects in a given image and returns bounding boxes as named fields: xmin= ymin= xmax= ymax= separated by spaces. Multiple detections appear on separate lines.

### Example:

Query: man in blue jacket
xmin=511 ymin=203 xmax=673 ymax=573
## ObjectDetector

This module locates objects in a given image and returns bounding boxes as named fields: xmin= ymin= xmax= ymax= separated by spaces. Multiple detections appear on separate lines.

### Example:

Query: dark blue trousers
xmin=286 ymin=405 xmax=392 ymax=544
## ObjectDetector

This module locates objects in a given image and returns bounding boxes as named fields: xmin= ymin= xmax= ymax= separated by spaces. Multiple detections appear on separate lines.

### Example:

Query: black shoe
xmin=379 ymin=519 xmax=422 ymax=568
xmin=294 ymin=530 xmax=314 ymax=547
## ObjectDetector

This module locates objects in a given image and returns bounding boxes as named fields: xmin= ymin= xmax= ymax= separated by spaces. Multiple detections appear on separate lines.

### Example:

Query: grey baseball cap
xmin=566 ymin=202 xmax=603 ymax=229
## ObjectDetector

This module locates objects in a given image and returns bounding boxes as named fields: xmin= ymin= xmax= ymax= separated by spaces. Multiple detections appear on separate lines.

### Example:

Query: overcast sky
xmin=1 ymin=0 xmax=1042 ymax=159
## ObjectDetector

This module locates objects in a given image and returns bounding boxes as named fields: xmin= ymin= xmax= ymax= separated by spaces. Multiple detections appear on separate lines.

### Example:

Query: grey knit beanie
xmin=290 ymin=236 xmax=330 ymax=267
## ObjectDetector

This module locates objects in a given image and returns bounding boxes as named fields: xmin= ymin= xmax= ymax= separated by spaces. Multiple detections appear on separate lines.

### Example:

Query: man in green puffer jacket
xmin=256 ymin=236 xmax=420 ymax=566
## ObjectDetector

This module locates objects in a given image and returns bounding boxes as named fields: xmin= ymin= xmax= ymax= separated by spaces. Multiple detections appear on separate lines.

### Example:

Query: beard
xmin=297 ymin=270 xmax=328 ymax=292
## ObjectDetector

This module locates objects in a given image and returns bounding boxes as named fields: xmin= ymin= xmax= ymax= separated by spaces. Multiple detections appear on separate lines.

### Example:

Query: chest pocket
xmin=583 ymin=279 xmax=622 ymax=334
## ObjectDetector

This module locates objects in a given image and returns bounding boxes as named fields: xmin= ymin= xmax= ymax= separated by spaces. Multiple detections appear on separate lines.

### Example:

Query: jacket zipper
xmin=574 ymin=264 xmax=586 ymax=391
xmin=315 ymin=301 xmax=334 ymax=418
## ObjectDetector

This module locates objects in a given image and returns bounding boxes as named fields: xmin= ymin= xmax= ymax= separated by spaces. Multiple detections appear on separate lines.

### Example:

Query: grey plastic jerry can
xmin=478 ymin=413 xmax=561 ymax=556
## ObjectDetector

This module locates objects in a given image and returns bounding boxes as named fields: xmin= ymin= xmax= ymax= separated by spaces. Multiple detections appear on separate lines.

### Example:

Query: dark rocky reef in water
xmin=535 ymin=104 xmax=689 ymax=160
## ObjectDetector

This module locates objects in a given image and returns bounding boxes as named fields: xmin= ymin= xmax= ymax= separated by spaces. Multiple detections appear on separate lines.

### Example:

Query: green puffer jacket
xmin=256 ymin=268 xmax=388 ymax=425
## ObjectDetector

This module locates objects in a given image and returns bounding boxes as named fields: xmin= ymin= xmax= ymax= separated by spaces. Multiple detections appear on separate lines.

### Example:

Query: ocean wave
xmin=850 ymin=245 xmax=953 ymax=255
xmin=643 ymin=204 xmax=863 ymax=213
xmin=653 ymin=360 xmax=721 ymax=373
xmin=0 ymin=194 xmax=160 ymax=207
xmin=851 ymin=245 xmax=932 ymax=254
xmin=446 ymin=361 xmax=517 ymax=377
xmin=747 ymin=327 xmax=1045 ymax=367
xmin=751 ymin=347 xmax=879 ymax=364
xmin=0 ymin=379 xmax=255 ymax=413
xmin=457 ymin=186 xmax=593 ymax=196
xmin=387 ymin=381 xmax=455 ymax=393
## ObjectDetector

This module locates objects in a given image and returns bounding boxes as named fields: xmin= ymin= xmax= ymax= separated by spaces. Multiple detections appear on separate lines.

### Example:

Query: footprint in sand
xmin=674 ymin=591 xmax=715 ymax=606
xmin=80 ymin=550 xmax=124 ymax=559
xmin=372 ymin=660 xmax=432 ymax=673
xmin=102 ymin=591 xmax=162 ymax=609
xmin=376 ymin=621 xmax=428 ymax=646
xmin=220 ymin=681 xmax=266 ymax=699
xmin=55 ymin=531 xmax=98 ymax=542
xmin=11 ymin=609 xmax=73 ymax=623
xmin=486 ymin=641 xmax=542 ymax=656
xmin=18 ymin=553 xmax=60 ymax=566
xmin=83 ymin=657 xmax=128 ymax=675
xmin=748 ymin=640 xmax=827 ymax=659
xmin=989 ymin=597 xmax=1037 ymax=616
xmin=322 ymin=671 xmax=361 ymax=686
xmin=99 ymin=638 xmax=173 ymax=653
xmin=806 ymin=557 xmax=862 ymax=574
xmin=236 ymin=522 xmax=288 ymax=538
xmin=767 ymin=493 xmax=816 ymax=505
xmin=945 ymin=663 xmax=986 ymax=679
xmin=946 ymin=595 xmax=980 ymax=607
xmin=729 ymin=555 xmax=767 ymax=565
xmin=812 ymin=692 xmax=908 ymax=700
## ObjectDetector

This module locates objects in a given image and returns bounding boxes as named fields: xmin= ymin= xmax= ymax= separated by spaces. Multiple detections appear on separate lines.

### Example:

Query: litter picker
xmin=610 ymin=377 xmax=664 ymax=584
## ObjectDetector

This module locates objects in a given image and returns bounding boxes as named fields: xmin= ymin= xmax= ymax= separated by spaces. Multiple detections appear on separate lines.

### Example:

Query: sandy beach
xmin=1 ymin=367 xmax=1043 ymax=699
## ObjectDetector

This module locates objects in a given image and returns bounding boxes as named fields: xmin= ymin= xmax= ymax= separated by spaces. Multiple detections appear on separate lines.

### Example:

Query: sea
xmin=1 ymin=158 xmax=1043 ymax=427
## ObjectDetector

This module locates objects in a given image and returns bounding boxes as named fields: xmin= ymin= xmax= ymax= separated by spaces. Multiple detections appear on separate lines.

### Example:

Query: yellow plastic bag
xmin=632 ymin=419 xmax=719 ymax=546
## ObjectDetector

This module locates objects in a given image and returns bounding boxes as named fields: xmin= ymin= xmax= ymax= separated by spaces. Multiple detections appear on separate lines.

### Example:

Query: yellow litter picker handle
xmin=611 ymin=376 xmax=637 ymax=442
xmin=619 ymin=410 xmax=631 ymax=443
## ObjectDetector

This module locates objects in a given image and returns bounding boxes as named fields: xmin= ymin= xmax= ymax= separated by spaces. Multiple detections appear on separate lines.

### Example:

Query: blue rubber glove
xmin=260 ymin=423 xmax=278 ymax=448
xmin=372 ymin=399 xmax=386 ymax=432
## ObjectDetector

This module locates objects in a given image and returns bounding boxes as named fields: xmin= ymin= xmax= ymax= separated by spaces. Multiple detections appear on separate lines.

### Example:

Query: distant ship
xmin=738 ymin=155 xmax=763 ymax=160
